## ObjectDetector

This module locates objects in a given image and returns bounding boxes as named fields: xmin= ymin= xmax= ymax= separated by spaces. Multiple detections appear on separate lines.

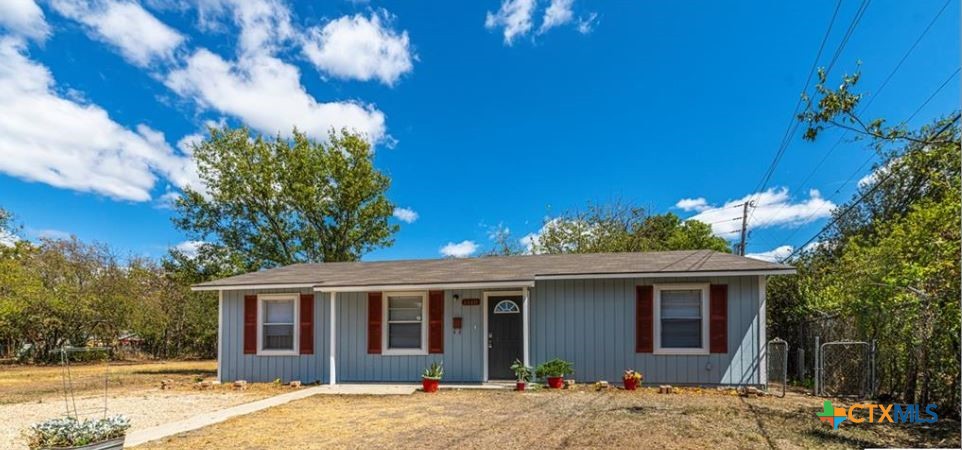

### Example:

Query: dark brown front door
xmin=488 ymin=295 xmax=523 ymax=380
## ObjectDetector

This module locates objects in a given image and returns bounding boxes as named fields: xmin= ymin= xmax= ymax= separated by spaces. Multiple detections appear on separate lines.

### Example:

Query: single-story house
xmin=193 ymin=250 xmax=794 ymax=386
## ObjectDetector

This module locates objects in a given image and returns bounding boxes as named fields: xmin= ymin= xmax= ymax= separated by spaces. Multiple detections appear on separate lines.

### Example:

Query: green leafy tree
xmin=174 ymin=127 xmax=398 ymax=271
xmin=769 ymin=65 xmax=960 ymax=411
xmin=493 ymin=202 xmax=730 ymax=255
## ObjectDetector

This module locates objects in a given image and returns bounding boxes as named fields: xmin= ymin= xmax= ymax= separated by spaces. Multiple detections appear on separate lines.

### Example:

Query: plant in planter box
xmin=623 ymin=369 xmax=643 ymax=391
xmin=421 ymin=361 xmax=443 ymax=393
xmin=26 ymin=415 xmax=130 ymax=450
xmin=535 ymin=358 xmax=573 ymax=389
xmin=509 ymin=359 xmax=532 ymax=391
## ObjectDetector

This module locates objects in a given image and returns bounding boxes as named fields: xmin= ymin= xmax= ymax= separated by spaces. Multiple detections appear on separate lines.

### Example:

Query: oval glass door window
xmin=493 ymin=300 xmax=520 ymax=314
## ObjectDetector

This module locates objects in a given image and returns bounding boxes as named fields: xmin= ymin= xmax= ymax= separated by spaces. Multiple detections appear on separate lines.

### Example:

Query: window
xmin=258 ymin=294 xmax=298 ymax=355
xmin=384 ymin=292 xmax=428 ymax=355
xmin=493 ymin=300 xmax=520 ymax=314
xmin=654 ymin=284 xmax=709 ymax=354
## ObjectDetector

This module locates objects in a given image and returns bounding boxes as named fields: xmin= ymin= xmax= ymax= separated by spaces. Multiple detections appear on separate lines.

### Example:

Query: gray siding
xmin=219 ymin=276 xmax=765 ymax=386
xmin=335 ymin=290 xmax=485 ymax=382
xmin=530 ymin=276 xmax=764 ymax=386
xmin=220 ymin=289 xmax=329 ymax=383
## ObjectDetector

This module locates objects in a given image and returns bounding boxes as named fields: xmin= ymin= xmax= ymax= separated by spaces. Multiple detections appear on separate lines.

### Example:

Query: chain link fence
xmin=816 ymin=340 xmax=875 ymax=398
xmin=766 ymin=338 xmax=788 ymax=397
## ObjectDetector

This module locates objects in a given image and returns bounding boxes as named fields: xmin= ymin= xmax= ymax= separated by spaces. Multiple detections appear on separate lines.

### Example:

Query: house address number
xmin=461 ymin=298 xmax=480 ymax=306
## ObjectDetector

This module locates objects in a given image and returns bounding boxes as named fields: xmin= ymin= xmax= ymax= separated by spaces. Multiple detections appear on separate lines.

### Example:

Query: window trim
xmin=653 ymin=283 xmax=710 ymax=355
xmin=382 ymin=291 xmax=429 ymax=356
xmin=256 ymin=293 xmax=300 ymax=356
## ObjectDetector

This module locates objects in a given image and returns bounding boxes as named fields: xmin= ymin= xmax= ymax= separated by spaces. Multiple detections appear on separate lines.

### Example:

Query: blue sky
xmin=0 ymin=0 xmax=958 ymax=262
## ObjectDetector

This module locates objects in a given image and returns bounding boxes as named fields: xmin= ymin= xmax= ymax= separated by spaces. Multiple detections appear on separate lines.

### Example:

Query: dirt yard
xmin=0 ymin=360 xmax=291 ymax=450
xmin=136 ymin=386 xmax=960 ymax=450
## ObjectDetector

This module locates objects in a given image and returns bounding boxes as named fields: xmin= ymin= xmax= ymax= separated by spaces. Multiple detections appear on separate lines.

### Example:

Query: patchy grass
xmin=135 ymin=386 xmax=960 ymax=449
xmin=0 ymin=360 xmax=220 ymax=404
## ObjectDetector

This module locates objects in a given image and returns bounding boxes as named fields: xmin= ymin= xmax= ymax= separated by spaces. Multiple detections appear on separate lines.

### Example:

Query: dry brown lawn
xmin=136 ymin=386 xmax=960 ymax=449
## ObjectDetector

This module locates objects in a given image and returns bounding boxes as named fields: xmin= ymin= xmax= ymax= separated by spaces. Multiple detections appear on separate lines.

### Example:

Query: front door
xmin=487 ymin=294 xmax=523 ymax=380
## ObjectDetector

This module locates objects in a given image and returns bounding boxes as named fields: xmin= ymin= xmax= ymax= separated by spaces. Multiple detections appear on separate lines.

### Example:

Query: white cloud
xmin=393 ymin=207 xmax=418 ymax=223
xmin=0 ymin=228 xmax=19 ymax=247
xmin=50 ymin=0 xmax=185 ymax=67
xmin=33 ymin=228 xmax=72 ymax=240
xmin=746 ymin=245 xmax=793 ymax=262
xmin=519 ymin=232 xmax=539 ymax=253
xmin=0 ymin=38 xmax=196 ymax=201
xmin=166 ymin=49 xmax=385 ymax=142
xmin=675 ymin=197 xmax=709 ymax=212
xmin=576 ymin=12 xmax=597 ymax=34
xmin=539 ymin=0 xmax=573 ymax=34
xmin=682 ymin=188 xmax=836 ymax=238
xmin=440 ymin=240 xmax=478 ymax=258
xmin=302 ymin=10 xmax=414 ymax=86
xmin=173 ymin=240 xmax=205 ymax=258
xmin=166 ymin=1 xmax=387 ymax=143
xmin=195 ymin=0 xmax=294 ymax=56
xmin=485 ymin=0 xmax=536 ymax=45
xmin=487 ymin=0 xmax=595 ymax=43
xmin=0 ymin=0 xmax=49 ymax=41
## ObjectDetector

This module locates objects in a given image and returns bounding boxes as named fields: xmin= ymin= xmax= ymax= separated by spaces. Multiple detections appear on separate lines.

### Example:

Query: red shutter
xmin=428 ymin=290 xmax=444 ymax=354
xmin=299 ymin=293 xmax=314 ymax=355
xmin=709 ymin=284 xmax=728 ymax=353
xmin=635 ymin=285 xmax=653 ymax=353
xmin=367 ymin=292 xmax=382 ymax=354
xmin=243 ymin=295 xmax=257 ymax=354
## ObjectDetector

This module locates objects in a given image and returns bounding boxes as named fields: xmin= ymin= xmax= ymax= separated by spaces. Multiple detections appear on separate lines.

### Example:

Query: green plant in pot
xmin=421 ymin=361 xmax=443 ymax=393
xmin=26 ymin=415 xmax=130 ymax=450
xmin=510 ymin=359 xmax=532 ymax=391
xmin=535 ymin=358 xmax=573 ymax=389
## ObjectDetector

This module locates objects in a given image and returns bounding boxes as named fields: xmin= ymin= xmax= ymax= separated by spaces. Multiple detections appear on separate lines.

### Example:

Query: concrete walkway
xmin=125 ymin=384 xmax=417 ymax=448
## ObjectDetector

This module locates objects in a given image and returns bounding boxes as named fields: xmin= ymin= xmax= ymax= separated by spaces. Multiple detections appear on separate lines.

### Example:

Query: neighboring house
xmin=193 ymin=250 xmax=794 ymax=386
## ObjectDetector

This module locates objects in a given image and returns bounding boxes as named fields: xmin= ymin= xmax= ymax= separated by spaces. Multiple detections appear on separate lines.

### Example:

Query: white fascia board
xmin=315 ymin=280 xmax=535 ymax=293
xmin=533 ymin=269 xmax=796 ymax=281
xmin=191 ymin=283 xmax=317 ymax=292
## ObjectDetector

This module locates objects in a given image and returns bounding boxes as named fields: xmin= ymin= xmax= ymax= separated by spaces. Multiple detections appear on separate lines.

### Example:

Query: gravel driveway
xmin=2 ymin=388 xmax=276 ymax=450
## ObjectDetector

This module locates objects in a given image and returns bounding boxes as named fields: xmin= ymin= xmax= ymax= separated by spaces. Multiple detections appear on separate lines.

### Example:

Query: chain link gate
xmin=766 ymin=338 xmax=788 ymax=397
xmin=816 ymin=340 xmax=874 ymax=398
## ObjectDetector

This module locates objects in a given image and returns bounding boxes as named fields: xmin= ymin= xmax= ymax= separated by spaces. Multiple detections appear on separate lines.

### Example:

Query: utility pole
xmin=737 ymin=201 xmax=754 ymax=256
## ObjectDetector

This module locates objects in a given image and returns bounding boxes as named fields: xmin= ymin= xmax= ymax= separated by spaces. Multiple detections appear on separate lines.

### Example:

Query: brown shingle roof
xmin=193 ymin=250 xmax=794 ymax=290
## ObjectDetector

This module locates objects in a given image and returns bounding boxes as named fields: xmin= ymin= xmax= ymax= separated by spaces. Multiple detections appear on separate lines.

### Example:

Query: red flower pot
xmin=422 ymin=377 xmax=440 ymax=393
xmin=516 ymin=381 xmax=526 ymax=391
xmin=624 ymin=378 xmax=639 ymax=391
xmin=547 ymin=376 xmax=564 ymax=389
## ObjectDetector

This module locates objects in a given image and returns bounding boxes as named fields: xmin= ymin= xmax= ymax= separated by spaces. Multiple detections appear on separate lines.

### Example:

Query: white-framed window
xmin=653 ymin=284 xmax=709 ymax=355
xmin=493 ymin=299 xmax=520 ymax=314
xmin=257 ymin=294 xmax=299 ymax=356
xmin=382 ymin=291 xmax=428 ymax=355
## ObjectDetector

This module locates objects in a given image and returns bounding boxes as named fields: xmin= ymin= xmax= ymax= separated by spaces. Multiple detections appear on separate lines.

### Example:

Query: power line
xmin=780 ymin=113 xmax=960 ymax=261
xmin=858 ymin=0 xmax=952 ymax=113
xmin=770 ymin=67 xmax=962 ymax=245
xmin=746 ymin=0 xmax=870 ymax=234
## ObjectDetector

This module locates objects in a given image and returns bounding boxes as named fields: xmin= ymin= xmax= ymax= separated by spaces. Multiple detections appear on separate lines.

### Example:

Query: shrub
xmin=535 ymin=358 xmax=573 ymax=379
xmin=25 ymin=416 xmax=130 ymax=449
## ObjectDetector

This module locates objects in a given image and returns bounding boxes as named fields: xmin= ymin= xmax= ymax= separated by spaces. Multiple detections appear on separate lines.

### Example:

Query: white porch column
xmin=329 ymin=291 xmax=336 ymax=385
xmin=216 ymin=290 xmax=223 ymax=382
xmin=522 ymin=286 xmax=530 ymax=368
xmin=758 ymin=275 xmax=767 ymax=385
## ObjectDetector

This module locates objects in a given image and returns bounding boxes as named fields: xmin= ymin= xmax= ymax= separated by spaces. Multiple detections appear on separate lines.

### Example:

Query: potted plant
xmin=623 ymin=369 xmax=643 ymax=390
xmin=535 ymin=358 xmax=573 ymax=389
xmin=421 ymin=361 xmax=443 ymax=393
xmin=510 ymin=359 xmax=532 ymax=391
xmin=25 ymin=415 xmax=130 ymax=450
